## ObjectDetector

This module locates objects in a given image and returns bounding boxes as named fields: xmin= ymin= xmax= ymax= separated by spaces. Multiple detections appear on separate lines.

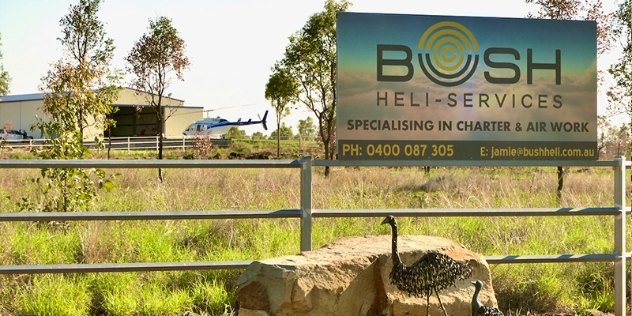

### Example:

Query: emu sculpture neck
xmin=472 ymin=282 xmax=483 ymax=315
xmin=389 ymin=222 xmax=403 ymax=267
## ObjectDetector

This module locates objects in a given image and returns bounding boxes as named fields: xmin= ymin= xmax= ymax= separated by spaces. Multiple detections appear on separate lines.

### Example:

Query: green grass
xmin=16 ymin=274 xmax=92 ymax=316
xmin=0 ymin=150 xmax=629 ymax=315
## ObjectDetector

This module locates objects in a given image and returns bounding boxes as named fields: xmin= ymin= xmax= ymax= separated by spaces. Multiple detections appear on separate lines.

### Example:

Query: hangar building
xmin=0 ymin=88 xmax=202 ymax=139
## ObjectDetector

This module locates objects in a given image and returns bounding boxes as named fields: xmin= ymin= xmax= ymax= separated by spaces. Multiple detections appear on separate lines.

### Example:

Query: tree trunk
xmin=157 ymin=104 xmax=164 ymax=182
xmin=323 ymin=138 xmax=331 ymax=177
xmin=556 ymin=166 xmax=564 ymax=205
xmin=277 ymin=122 xmax=281 ymax=158
xmin=107 ymin=125 xmax=112 ymax=160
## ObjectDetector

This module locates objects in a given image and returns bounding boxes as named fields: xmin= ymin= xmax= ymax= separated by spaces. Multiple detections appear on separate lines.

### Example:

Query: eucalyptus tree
xmin=39 ymin=0 xmax=121 ymax=142
xmin=526 ymin=0 xmax=611 ymax=54
xmin=125 ymin=16 xmax=190 ymax=181
xmin=525 ymin=0 xmax=611 ymax=204
xmin=598 ymin=115 xmax=631 ymax=159
xmin=252 ymin=131 xmax=265 ymax=139
xmin=298 ymin=116 xmax=316 ymax=143
xmin=607 ymin=0 xmax=631 ymax=118
xmin=269 ymin=124 xmax=294 ymax=141
xmin=0 ymin=33 xmax=10 ymax=96
xmin=33 ymin=0 xmax=120 ymax=212
xmin=265 ymin=66 xmax=298 ymax=157
xmin=280 ymin=0 xmax=350 ymax=176
xmin=225 ymin=126 xmax=246 ymax=139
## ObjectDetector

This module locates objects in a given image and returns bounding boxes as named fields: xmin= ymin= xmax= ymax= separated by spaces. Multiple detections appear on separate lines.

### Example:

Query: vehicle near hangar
xmin=0 ymin=129 xmax=33 ymax=142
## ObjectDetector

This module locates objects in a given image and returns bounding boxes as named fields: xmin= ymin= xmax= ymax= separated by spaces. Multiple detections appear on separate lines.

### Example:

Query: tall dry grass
xmin=0 ymin=164 xmax=628 ymax=315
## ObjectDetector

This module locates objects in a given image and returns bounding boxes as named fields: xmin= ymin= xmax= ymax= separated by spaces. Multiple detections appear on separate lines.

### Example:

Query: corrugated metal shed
xmin=0 ymin=88 xmax=202 ymax=139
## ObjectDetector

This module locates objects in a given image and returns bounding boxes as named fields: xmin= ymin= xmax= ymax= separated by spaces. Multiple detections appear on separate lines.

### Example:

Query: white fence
xmin=0 ymin=136 xmax=233 ymax=153
xmin=0 ymin=136 xmax=315 ymax=153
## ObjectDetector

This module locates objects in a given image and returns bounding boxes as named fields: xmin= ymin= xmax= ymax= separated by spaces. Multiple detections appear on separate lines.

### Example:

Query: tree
xmin=125 ymin=16 xmax=190 ymax=181
xmin=32 ymin=0 xmax=120 ymax=212
xmin=265 ymin=66 xmax=298 ymax=157
xmin=527 ymin=0 xmax=611 ymax=51
xmin=297 ymin=116 xmax=316 ymax=143
xmin=281 ymin=0 xmax=350 ymax=176
xmin=598 ymin=115 xmax=631 ymax=159
xmin=40 ymin=0 xmax=122 ymax=142
xmin=251 ymin=131 xmax=266 ymax=139
xmin=269 ymin=124 xmax=294 ymax=140
xmin=526 ymin=0 xmax=611 ymax=204
xmin=0 ymin=33 xmax=10 ymax=96
xmin=607 ymin=0 xmax=631 ymax=118
xmin=225 ymin=126 xmax=246 ymax=139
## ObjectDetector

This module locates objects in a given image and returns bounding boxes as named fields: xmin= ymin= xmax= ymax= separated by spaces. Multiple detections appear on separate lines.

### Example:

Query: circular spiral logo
xmin=418 ymin=21 xmax=479 ymax=87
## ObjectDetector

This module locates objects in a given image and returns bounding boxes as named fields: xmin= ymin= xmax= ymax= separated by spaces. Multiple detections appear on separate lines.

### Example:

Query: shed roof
xmin=0 ymin=87 xmax=187 ymax=104
xmin=0 ymin=93 xmax=43 ymax=103
xmin=116 ymin=104 xmax=203 ymax=109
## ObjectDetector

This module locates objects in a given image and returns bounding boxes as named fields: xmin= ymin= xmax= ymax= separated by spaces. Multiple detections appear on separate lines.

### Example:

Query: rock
xmin=237 ymin=235 xmax=496 ymax=316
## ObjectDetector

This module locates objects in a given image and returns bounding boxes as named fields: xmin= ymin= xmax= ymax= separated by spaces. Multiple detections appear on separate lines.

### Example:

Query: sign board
xmin=336 ymin=13 xmax=597 ymax=160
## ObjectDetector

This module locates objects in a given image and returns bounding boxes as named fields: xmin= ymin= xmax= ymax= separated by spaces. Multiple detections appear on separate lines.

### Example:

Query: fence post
xmin=127 ymin=137 xmax=130 ymax=155
xmin=613 ymin=156 xmax=626 ymax=316
xmin=300 ymin=155 xmax=313 ymax=252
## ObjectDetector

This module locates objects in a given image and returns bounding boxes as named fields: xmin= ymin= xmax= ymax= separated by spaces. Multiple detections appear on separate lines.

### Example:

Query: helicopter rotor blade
xmin=204 ymin=103 xmax=257 ymax=113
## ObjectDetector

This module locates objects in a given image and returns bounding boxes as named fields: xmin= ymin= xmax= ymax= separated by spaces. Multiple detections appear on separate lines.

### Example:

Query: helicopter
xmin=182 ymin=110 xmax=268 ymax=138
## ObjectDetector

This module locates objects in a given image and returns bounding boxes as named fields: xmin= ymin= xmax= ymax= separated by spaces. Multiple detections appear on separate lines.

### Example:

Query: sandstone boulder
xmin=237 ymin=235 xmax=497 ymax=316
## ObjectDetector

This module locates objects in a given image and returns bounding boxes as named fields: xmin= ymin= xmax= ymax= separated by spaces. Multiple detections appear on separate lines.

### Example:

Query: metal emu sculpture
xmin=382 ymin=215 xmax=472 ymax=316
xmin=471 ymin=280 xmax=504 ymax=316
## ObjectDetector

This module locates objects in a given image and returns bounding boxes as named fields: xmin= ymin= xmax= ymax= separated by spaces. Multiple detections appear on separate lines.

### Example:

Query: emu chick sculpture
xmin=382 ymin=215 xmax=472 ymax=316
xmin=471 ymin=280 xmax=504 ymax=316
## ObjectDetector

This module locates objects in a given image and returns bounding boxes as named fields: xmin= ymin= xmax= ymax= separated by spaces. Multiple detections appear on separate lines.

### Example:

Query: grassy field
xmin=0 ymin=144 xmax=629 ymax=315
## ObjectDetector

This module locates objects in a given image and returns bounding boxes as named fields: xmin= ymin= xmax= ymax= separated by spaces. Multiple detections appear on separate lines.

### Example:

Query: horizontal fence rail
xmin=0 ymin=261 xmax=254 ymax=274
xmin=0 ymin=210 xmax=303 ymax=221
xmin=312 ymin=207 xmax=630 ymax=217
xmin=0 ymin=159 xmax=303 ymax=169
xmin=0 ymin=157 xmax=629 ymax=315
xmin=485 ymin=254 xmax=626 ymax=264
xmin=2 ymin=208 xmax=629 ymax=222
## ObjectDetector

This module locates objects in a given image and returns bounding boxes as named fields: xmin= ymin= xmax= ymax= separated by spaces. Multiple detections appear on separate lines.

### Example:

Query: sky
xmin=0 ymin=0 xmax=625 ymax=136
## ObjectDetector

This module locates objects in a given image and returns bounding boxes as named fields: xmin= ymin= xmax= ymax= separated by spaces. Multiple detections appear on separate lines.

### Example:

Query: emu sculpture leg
xmin=425 ymin=294 xmax=431 ymax=316
xmin=434 ymin=291 xmax=449 ymax=316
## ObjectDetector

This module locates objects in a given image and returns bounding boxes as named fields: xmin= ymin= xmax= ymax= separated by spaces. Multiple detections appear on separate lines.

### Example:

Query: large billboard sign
xmin=336 ymin=13 xmax=597 ymax=160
